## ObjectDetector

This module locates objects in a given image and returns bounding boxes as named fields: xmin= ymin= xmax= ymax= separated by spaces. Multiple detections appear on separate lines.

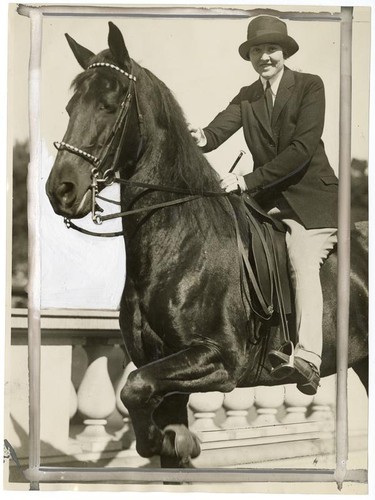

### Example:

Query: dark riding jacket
xmin=202 ymin=67 xmax=338 ymax=229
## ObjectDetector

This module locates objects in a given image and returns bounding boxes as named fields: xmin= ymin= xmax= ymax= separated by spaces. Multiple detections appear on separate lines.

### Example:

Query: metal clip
xmin=93 ymin=214 xmax=103 ymax=225
xmin=101 ymin=169 xmax=115 ymax=186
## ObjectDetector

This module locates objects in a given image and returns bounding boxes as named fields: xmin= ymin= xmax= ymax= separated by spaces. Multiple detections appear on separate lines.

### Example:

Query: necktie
xmin=264 ymin=80 xmax=273 ymax=121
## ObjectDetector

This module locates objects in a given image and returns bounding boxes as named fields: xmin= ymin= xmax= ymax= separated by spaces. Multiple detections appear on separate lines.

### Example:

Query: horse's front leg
xmin=153 ymin=393 xmax=192 ymax=468
xmin=120 ymin=344 xmax=237 ymax=464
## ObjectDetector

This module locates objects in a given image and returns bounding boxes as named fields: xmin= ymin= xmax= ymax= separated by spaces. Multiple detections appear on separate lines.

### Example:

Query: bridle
xmin=54 ymin=61 xmax=144 ymax=226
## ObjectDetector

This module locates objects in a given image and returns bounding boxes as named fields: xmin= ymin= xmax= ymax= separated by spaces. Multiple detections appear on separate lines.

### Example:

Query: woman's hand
xmin=188 ymin=125 xmax=207 ymax=147
xmin=220 ymin=173 xmax=247 ymax=193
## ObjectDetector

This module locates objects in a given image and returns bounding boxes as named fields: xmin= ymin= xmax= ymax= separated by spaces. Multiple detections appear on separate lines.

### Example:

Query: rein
xmin=64 ymin=174 xmax=229 ymax=237
xmin=90 ymin=177 xmax=230 ymax=225
xmin=64 ymin=193 xmax=202 ymax=237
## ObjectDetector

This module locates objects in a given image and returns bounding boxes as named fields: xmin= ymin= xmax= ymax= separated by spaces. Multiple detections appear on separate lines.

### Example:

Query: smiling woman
xmin=248 ymin=44 xmax=286 ymax=79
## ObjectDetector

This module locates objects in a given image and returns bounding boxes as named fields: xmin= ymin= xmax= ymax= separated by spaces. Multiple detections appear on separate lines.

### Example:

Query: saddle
xmin=230 ymin=193 xmax=292 ymax=332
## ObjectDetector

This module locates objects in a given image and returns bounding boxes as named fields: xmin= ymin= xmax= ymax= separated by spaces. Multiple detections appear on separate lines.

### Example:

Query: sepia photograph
xmin=3 ymin=1 xmax=372 ymax=495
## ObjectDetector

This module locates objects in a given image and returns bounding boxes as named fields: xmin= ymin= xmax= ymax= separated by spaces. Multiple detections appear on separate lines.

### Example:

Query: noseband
xmin=54 ymin=61 xmax=143 ymax=224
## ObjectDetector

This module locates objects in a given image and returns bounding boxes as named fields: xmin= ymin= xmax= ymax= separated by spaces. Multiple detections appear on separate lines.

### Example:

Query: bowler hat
xmin=239 ymin=16 xmax=299 ymax=61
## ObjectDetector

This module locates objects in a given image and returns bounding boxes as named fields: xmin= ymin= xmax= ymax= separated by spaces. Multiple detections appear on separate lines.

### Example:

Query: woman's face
xmin=249 ymin=43 xmax=285 ymax=80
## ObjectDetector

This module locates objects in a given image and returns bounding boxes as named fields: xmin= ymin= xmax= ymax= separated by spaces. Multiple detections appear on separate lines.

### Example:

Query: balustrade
xmin=70 ymin=355 xmax=338 ymax=469
xmin=7 ymin=309 xmax=366 ymax=472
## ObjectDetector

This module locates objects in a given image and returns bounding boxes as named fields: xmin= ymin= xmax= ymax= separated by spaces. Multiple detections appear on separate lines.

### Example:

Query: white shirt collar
xmin=260 ymin=67 xmax=285 ymax=97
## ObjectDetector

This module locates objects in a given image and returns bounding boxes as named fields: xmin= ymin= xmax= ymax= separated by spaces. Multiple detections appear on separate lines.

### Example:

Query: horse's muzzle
xmin=46 ymin=165 xmax=92 ymax=219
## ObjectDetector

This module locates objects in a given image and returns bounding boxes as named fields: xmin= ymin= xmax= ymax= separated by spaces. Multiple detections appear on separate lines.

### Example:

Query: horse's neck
xmin=128 ymin=137 xmax=176 ymax=191
xmin=141 ymin=131 xmax=170 ymax=182
xmin=133 ymin=71 xmax=210 ymax=190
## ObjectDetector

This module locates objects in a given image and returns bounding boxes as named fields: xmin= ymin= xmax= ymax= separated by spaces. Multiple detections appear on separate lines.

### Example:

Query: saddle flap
xmin=238 ymin=194 xmax=292 ymax=319
xmin=242 ymin=193 xmax=285 ymax=233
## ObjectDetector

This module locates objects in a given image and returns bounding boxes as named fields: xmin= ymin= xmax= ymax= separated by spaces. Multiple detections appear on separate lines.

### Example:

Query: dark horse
xmin=46 ymin=23 xmax=368 ymax=467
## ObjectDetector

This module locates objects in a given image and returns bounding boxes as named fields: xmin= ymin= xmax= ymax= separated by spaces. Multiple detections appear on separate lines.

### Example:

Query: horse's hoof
xmin=162 ymin=424 xmax=201 ymax=463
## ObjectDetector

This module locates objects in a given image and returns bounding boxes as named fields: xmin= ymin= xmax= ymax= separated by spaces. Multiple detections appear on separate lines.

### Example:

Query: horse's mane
xmin=140 ymin=67 xmax=222 ymax=194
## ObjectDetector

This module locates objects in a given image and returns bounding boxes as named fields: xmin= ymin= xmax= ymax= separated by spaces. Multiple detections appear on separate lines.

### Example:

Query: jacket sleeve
xmin=201 ymin=91 xmax=243 ymax=153
xmin=244 ymin=75 xmax=326 ymax=193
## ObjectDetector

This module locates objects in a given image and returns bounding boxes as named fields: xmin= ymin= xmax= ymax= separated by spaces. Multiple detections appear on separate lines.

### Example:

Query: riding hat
xmin=239 ymin=16 xmax=299 ymax=61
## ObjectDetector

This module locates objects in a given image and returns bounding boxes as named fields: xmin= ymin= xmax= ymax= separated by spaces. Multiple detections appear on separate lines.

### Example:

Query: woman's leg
xmin=282 ymin=219 xmax=337 ymax=370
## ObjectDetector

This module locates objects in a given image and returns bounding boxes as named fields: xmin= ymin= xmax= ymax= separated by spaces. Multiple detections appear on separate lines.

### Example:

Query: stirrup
xmin=269 ymin=341 xmax=295 ymax=380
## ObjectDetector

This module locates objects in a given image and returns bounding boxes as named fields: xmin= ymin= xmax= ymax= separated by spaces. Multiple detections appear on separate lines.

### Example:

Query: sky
xmin=6 ymin=3 xmax=373 ymax=310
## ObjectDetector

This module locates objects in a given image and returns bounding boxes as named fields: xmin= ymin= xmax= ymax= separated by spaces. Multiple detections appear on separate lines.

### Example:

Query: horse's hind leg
xmin=120 ymin=344 xmax=236 ymax=464
xmin=352 ymin=357 xmax=368 ymax=395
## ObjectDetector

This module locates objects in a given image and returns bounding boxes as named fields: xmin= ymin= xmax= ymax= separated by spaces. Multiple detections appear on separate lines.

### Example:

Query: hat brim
xmin=239 ymin=33 xmax=299 ymax=60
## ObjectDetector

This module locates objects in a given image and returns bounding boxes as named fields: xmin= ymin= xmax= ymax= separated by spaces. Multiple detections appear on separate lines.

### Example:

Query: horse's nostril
xmin=56 ymin=182 xmax=76 ymax=207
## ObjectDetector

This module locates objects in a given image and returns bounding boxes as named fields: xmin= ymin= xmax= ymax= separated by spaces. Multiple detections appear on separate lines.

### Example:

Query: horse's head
xmin=46 ymin=22 xmax=140 ymax=219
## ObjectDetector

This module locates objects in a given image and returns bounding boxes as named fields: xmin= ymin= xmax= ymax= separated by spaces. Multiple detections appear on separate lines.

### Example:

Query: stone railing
xmin=7 ymin=309 xmax=366 ymax=474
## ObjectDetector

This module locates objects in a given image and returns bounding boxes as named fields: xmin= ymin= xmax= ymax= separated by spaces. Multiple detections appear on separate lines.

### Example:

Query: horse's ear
xmin=108 ymin=22 xmax=131 ymax=70
xmin=65 ymin=33 xmax=95 ymax=69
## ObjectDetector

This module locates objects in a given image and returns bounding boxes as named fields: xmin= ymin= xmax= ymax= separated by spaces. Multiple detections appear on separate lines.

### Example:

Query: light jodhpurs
xmin=269 ymin=201 xmax=337 ymax=371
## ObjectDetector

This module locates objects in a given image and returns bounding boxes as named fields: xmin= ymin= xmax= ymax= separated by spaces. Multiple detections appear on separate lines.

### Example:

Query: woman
xmin=190 ymin=15 xmax=338 ymax=395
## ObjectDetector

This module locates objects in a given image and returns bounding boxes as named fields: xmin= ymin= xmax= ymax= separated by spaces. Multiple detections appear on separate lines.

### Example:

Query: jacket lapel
xmin=271 ymin=67 xmax=295 ymax=126
xmin=250 ymin=79 xmax=274 ymax=139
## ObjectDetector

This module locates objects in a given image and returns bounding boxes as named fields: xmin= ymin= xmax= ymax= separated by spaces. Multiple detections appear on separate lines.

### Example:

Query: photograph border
xmin=3 ymin=1 xmax=373 ymax=494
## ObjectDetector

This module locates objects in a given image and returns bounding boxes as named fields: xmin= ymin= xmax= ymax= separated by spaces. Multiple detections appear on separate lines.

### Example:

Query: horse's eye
xmin=98 ymin=102 xmax=115 ymax=113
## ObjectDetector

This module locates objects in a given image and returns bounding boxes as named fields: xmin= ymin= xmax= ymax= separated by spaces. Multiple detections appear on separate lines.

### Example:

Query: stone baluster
xmin=308 ymin=374 xmax=336 ymax=423
xmin=252 ymin=385 xmax=285 ymax=426
xmin=189 ymin=392 xmax=225 ymax=432
xmin=69 ymin=380 xmax=78 ymax=420
xmin=221 ymin=388 xmax=255 ymax=429
xmin=76 ymin=344 xmax=117 ymax=451
xmin=282 ymin=384 xmax=314 ymax=423
xmin=115 ymin=361 xmax=137 ymax=448
xmin=71 ymin=344 xmax=89 ymax=390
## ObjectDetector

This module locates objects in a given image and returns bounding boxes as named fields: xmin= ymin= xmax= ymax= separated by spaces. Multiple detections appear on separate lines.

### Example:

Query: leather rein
xmin=54 ymin=61 xmax=229 ymax=238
